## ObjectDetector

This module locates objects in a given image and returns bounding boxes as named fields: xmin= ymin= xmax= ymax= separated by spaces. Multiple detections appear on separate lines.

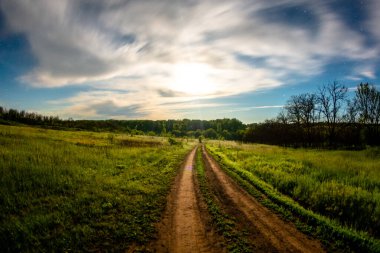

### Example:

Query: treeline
xmin=1 ymin=81 xmax=379 ymax=148
xmin=244 ymin=82 xmax=380 ymax=148
xmin=0 ymin=107 xmax=61 ymax=126
xmin=0 ymin=107 xmax=245 ymax=140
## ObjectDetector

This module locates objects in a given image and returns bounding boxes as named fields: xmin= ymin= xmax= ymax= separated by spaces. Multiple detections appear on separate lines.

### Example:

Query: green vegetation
xmin=206 ymin=141 xmax=380 ymax=252
xmin=195 ymin=147 xmax=251 ymax=252
xmin=3 ymin=82 xmax=380 ymax=148
xmin=0 ymin=106 xmax=245 ymax=141
xmin=0 ymin=125 xmax=193 ymax=252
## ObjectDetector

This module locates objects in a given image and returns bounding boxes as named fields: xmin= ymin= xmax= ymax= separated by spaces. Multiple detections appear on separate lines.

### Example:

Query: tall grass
xmin=0 ymin=125 xmax=192 ymax=252
xmin=206 ymin=141 xmax=380 ymax=252
xmin=208 ymin=142 xmax=380 ymax=237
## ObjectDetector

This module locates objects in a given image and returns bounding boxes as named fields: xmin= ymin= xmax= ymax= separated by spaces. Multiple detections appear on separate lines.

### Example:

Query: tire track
xmin=202 ymin=145 xmax=325 ymax=253
xmin=153 ymin=147 xmax=221 ymax=253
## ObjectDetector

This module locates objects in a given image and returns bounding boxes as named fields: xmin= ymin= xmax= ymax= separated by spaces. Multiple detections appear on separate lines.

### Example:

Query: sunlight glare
xmin=170 ymin=63 xmax=217 ymax=96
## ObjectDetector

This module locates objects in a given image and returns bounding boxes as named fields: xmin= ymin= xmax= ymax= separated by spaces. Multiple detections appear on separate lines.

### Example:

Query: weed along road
xmin=154 ymin=147 xmax=221 ymax=253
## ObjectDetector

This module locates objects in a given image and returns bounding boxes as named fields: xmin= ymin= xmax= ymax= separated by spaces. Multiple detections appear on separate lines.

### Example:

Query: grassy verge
xmin=0 ymin=125 xmax=193 ymax=252
xmin=206 ymin=144 xmax=380 ymax=253
xmin=195 ymin=146 xmax=251 ymax=253
xmin=209 ymin=142 xmax=380 ymax=236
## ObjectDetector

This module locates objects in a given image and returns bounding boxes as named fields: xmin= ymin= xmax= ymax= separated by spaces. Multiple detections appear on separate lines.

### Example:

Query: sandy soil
xmin=153 ymin=147 xmax=222 ymax=253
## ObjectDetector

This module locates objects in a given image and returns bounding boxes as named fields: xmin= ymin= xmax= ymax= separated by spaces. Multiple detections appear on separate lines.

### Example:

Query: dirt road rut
xmin=202 ymin=146 xmax=324 ymax=253
xmin=154 ymin=147 xmax=221 ymax=253
xmin=152 ymin=146 xmax=324 ymax=252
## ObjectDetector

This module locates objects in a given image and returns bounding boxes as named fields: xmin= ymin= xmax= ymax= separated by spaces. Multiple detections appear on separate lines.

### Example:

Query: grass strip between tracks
xmin=206 ymin=145 xmax=380 ymax=253
xmin=195 ymin=147 xmax=252 ymax=253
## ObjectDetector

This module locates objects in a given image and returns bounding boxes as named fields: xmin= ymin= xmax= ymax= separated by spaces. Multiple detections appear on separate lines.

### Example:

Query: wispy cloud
xmin=49 ymin=89 xmax=228 ymax=119
xmin=347 ymin=65 xmax=377 ymax=81
xmin=1 ymin=0 xmax=379 ymax=119
xmin=226 ymin=105 xmax=284 ymax=113
xmin=250 ymin=105 xmax=284 ymax=109
xmin=360 ymin=70 xmax=376 ymax=79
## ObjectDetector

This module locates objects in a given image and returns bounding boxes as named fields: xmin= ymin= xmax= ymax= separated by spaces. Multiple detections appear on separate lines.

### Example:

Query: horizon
xmin=1 ymin=0 xmax=380 ymax=123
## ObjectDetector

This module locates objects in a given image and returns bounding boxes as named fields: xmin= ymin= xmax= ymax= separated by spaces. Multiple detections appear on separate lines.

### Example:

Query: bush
xmin=168 ymin=137 xmax=182 ymax=146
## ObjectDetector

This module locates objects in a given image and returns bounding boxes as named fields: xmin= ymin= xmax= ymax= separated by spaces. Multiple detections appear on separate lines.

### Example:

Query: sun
xmin=170 ymin=62 xmax=217 ymax=96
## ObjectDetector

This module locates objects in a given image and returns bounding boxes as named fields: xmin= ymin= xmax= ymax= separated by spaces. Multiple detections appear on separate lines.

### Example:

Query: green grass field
xmin=0 ymin=125 xmax=193 ymax=252
xmin=2 ymin=123 xmax=380 ymax=252
xmin=207 ymin=141 xmax=380 ymax=251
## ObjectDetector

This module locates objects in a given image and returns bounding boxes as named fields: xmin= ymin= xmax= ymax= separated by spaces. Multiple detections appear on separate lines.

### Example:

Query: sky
xmin=0 ymin=0 xmax=379 ymax=123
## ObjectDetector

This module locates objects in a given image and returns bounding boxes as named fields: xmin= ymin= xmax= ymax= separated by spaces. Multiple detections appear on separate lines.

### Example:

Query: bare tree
xmin=285 ymin=93 xmax=317 ymax=145
xmin=344 ymin=100 xmax=358 ymax=124
xmin=355 ymin=83 xmax=380 ymax=124
xmin=276 ymin=110 xmax=288 ymax=124
xmin=317 ymin=81 xmax=347 ymax=145
xmin=375 ymin=93 xmax=380 ymax=126
xmin=286 ymin=93 xmax=317 ymax=125
xmin=285 ymin=95 xmax=302 ymax=124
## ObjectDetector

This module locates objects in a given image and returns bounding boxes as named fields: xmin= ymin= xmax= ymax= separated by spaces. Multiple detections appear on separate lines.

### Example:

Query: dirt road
xmin=202 ymin=145 xmax=324 ymax=253
xmin=153 ymin=147 xmax=222 ymax=253
xmin=152 ymin=146 xmax=324 ymax=252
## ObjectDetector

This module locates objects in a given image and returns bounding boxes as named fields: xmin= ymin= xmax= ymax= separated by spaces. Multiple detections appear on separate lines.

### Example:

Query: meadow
xmin=207 ymin=141 xmax=380 ymax=251
xmin=0 ymin=125 xmax=193 ymax=252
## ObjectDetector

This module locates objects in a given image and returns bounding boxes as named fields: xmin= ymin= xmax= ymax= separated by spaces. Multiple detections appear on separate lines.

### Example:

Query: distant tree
xmin=172 ymin=129 xmax=183 ymax=137
xmin=204 ymin=128 xmax=218 ymax=139
xmin=186 ymin=131 xmax=195 ymax=138
xmin=221 ymin=129 xmax=232 ymax=140
xmin=284 ymin=93 xmax=317 ymax=145
xmin=299 ymin=93 xmax=317 ymax=126
xmin=355 ymin=83 xmax=380 ymax=124
xmin=285 ymin=95 xmax=302 ymax=124
xmin=194 ymin=129 xmax=203 ymax=138
xmin=317 ymin=81 xmax=347 ymax=145
xmin=285 ymin=93 xmax=317 ymax=125
xmin=147 ymin=131 xmax=155 ymax=136
xmin=276 ymin=110 xmax=288 ymax=124
xmin=235 ymin=129 xmax=246 ymax=141
xmin=344 ymin=100 xmax=358 ymax=124
xmin=216 ymin=122 xmax=222 ymax=133
xmin=354 ymin=83 xmax=380 ymax=144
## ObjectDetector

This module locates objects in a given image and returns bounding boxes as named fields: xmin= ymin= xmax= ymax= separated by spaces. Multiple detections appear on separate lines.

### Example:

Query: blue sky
xmin=0 ymin=0 xmax=379 ymax=123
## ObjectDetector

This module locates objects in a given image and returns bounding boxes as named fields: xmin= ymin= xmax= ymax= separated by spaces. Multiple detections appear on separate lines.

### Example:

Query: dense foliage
xmin=0 ymin=107 xmax=245 ymax=140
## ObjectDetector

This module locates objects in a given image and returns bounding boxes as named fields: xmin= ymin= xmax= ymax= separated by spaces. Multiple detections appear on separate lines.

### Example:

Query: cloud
xmin=347 ymin=65 xmax=377 ymax=80
xmin=226 ymin=105 xmax=284 ymax=113
xmin=82 ymin=101 xmax=146 ymax=119
xmin=1 ymin=0 xmax=379 ymax=119
xmin=360 ymin=70 xmax=376 ymax=79
xmin=368 ymin=0 xmax=380 ymax=44
xmin=250 ymin=105 xmax=284 ymax=109
xmin=157 ymin=89 xmax=186 ymax=98
xmin=50 ymin=88 xmax=228 ymax=120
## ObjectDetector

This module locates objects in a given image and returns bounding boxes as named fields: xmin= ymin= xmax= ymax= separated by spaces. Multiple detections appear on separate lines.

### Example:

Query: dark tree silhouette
xmin=317 ymin=81 xmax=347 ymax=145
